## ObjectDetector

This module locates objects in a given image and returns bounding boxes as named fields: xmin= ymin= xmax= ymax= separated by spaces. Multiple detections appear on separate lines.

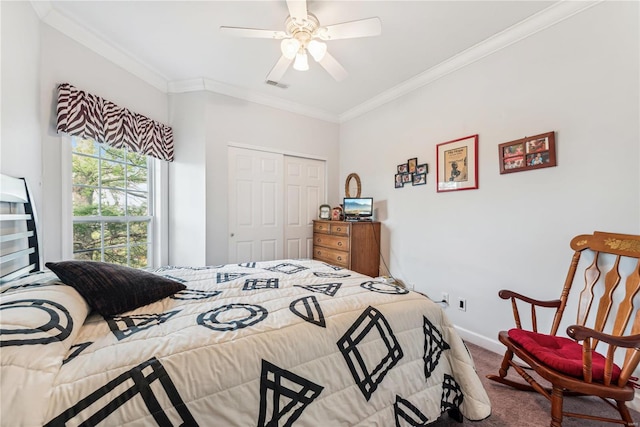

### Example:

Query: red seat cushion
xmin=508 ymin=328 xmax=621 ymax=383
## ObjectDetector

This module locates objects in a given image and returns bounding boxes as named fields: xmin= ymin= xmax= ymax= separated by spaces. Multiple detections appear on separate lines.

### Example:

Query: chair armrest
xmin=498 ymin=290 xmax=562 ymax=308
xmin=567 ymin=325 xmax=640 ymax=348
xmin=498 ymin=290 xmax=563 ymax=332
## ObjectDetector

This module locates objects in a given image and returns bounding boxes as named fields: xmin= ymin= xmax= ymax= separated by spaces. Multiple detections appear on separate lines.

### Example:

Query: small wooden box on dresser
xmin=312 ymin=220 xmax=381 ymax=277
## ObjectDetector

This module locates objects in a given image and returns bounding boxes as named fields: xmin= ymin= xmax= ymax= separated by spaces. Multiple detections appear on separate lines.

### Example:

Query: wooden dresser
xmin=312 ymin=220 xmax=381 ymax=277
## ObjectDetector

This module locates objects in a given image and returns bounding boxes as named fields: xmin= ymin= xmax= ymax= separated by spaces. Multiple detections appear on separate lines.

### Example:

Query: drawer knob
xmin=336 ymin=227 xmax=342 ymax=232
xmin=337 ymin=256 xmax=342 ymax=261
xmin=337 ymin=242 xmax=342 ymax=246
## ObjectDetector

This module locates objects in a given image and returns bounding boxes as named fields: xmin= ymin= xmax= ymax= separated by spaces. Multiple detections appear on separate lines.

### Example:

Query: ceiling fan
xmin=220 ymin=0 xmax=382 ymax=83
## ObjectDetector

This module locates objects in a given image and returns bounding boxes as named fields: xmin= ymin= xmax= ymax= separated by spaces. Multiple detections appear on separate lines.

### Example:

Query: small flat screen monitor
xmin=343 ymin=197 xmax=373 ymax=219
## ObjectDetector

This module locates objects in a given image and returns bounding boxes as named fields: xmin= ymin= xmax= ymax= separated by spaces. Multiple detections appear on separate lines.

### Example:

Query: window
xmin=71 ymin=137 xmax=153 ymax=268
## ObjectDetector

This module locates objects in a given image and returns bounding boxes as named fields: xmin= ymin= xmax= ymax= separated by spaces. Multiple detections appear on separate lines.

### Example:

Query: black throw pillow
xmin=45 ymin=260 xmax=186 ymax=316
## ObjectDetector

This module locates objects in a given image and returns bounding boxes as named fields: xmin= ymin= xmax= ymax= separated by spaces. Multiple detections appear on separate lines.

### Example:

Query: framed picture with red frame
xmin=436 ymin=134 xmax=479 ymax=192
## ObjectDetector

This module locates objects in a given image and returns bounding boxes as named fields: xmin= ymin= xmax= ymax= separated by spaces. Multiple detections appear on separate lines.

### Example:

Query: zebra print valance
xmin=56 ymin=83 xmax=174 ymax=162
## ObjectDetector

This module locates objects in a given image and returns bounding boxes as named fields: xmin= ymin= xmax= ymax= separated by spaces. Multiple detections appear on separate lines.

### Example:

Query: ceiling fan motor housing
xmin=286 ymin=13 xmax=319 ymax=34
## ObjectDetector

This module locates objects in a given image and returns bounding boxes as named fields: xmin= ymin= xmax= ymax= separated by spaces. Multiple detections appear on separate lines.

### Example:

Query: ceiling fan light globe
xmin=281 ymin=38 xmax=301 ymax=60
xmin=293 ymin=51 xmax=309 ymax=71
xmin=307 ymin=40 xmax=327 ymax=62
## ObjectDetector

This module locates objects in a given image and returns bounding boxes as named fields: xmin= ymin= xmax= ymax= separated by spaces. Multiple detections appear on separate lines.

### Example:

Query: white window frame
xmin=61 ymin=136 xmax=168 ymax=267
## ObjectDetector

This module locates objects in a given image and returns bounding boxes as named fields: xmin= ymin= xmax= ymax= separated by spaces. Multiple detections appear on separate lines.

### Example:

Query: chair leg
xmin=498 ymin=349 xmax=514 ymax=378
xmin=550 ymin=386 xmax=563 ymax=427
xmin=486 ymin=349 xmax=539 ymax=391
xmin=616 ymin=400 xmax=635 ymax=426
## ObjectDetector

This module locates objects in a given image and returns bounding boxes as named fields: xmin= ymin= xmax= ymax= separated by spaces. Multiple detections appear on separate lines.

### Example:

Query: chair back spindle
xmin=576 ymin=252 xmax=600 ymax=327
xmin=612 ymin=260 xmax=640 ymax=338
xmin=550 ymin=251 xmax=581 ymax=336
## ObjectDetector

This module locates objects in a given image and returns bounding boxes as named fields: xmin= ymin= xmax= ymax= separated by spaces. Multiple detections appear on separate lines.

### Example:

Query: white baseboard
xmin=453 ymin=326 xmax=640 ymax=412
xmin=454 ymin=325 xmax=503 ymax=355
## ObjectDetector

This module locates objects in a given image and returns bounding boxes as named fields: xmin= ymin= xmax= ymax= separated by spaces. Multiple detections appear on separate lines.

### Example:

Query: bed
xmin=1 ymin=174 xmax=491 ymax=426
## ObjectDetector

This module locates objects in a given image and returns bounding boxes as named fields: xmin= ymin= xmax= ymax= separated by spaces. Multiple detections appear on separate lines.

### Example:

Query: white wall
xmin=168 ymin=91 xmax=340 ymax=265
xmin=1 ymin=2 xmax=41 ymax=208
xmin=339 ymin=1 xmax=640 ymax=350
xmin=38 ymin=22 xmax=170 ymax=263
xmin=168 ymin=91 xmax=207 ymax=266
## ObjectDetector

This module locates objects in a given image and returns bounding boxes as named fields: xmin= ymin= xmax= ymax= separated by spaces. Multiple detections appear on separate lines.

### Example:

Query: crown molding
xmin=339 ymin=0 xmax=602 ymax=123
xmin=168 ymin=78 xmax=340 ymax=123
xmin=31 ymin=0 xmax=168 ymax=93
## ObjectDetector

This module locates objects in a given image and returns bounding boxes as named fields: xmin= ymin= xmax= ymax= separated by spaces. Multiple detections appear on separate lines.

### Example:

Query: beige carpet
xmin=429 ymin=342 xmax=640 ymax=426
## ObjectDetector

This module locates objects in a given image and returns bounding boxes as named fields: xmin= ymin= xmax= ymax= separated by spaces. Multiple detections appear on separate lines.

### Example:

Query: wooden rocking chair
xmin=487 ymin=231 xmax=640 ymax=427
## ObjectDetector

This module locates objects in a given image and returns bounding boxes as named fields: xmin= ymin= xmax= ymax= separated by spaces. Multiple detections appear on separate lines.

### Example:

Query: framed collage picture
xmin=498 ymin=131 xmax=556 ymax=174
xmin=436 ymin=134 xmax=479 ymax=192
xmin=395 ymin=158 xmax=428 ymax=188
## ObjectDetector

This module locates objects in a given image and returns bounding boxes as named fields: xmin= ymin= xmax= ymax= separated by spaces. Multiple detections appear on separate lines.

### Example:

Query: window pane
xmin=129 ymin=221 xmax=149 ymax=244
xmin=127 ymin=165 xmax=148 ymax=191
xmin=72 ymin=185 xmax=99 ymax=216
xmin=72 ymin=154 xmax=99 ymax=187
xmin=103 ymin=246 xmax=128 ymax=265
xmin=130 ymin=244 xmax=149 ymax=268
xmin=101 ymin=160 xmax=126 ymax=189
xmin=101 ymin=145 xmax=124 ymax=161
xmin=100 ymin=189 xmax=126 ymax=216
xmin=127 ymin=191 xmax=148 ymax=216
xmin=103 ymin=222 xmax=128 ymax=248
xmin=73 ymin=249 xmax=101 ymax=262
xmin=73 ymin=138 xmax=99 ymax=156
xmin=73 ymin=222 xmax=101 ymax=254
xmin=126 ymin=150 xmax=147 ymax=167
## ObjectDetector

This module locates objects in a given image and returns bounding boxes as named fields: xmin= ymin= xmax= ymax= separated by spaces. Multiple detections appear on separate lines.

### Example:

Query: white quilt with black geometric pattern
xmin=0 ymin=259 xmax=491 ymax=426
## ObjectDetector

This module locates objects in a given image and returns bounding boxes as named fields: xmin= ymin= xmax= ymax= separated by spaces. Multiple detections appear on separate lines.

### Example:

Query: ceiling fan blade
xmin=286 ymin=0 xmax=308 ymax=23
xmin=318 ymin=17 xmax=382 ymax=40
xmin=220 ymin=26 xmax=288 ymax=39
xmin=318 ymin=52 xmax=348 ymax=82
xmin=266 ymin=55 xmax=293 ymax=82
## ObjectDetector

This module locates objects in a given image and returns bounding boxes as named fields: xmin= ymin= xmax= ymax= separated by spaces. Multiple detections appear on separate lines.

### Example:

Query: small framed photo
xmin=499 ymin=131 xmax=556 ymax=174
xmin=436 ymin=134 xmax=479 ymax=192
xmin=401 ymin=173 xmax=413 ymax=183
xmin=319 ymin=204 xmax=331 ymax=220
xmin=416 ymin=163 xmax=428 ymax=174
xmin=413 ymin=173 xmax=426 ymax=186
xmin=397 ymin=163 xmax=408 ymax=174
xmin=394 ymin=173 xmax=404 ymax=188
xmin=407 ymin=158 xmax=418 ymax=174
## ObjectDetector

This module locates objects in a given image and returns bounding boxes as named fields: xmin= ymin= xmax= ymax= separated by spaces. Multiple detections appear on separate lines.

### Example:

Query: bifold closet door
xmin=283 ymin=156 xmax=325 ymax=259
xmin=228 ymin=147 xmax=283 ymax=263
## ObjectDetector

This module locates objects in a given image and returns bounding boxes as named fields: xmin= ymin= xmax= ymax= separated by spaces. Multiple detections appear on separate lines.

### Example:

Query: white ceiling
xmin=36 ymin=0 xmax=581 ymax=121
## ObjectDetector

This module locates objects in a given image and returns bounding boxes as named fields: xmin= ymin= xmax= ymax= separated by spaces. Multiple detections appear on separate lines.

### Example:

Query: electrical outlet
xmin=458 ymin=298 xmax=467 ymax=311
xmin=441 ymin=292 xmax=449 ymax=305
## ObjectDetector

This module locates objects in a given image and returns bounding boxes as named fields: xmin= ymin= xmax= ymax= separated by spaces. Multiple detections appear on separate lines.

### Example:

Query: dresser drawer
xmin=313 ymin=233 xmax=350 ymax=251
xmin=313 ymin=221 xmax=331 ymax=234
xmin=313 ymin=246 xmax=349 ymax=268
xmin=330 ymin=223 xmax=350 ymax=236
